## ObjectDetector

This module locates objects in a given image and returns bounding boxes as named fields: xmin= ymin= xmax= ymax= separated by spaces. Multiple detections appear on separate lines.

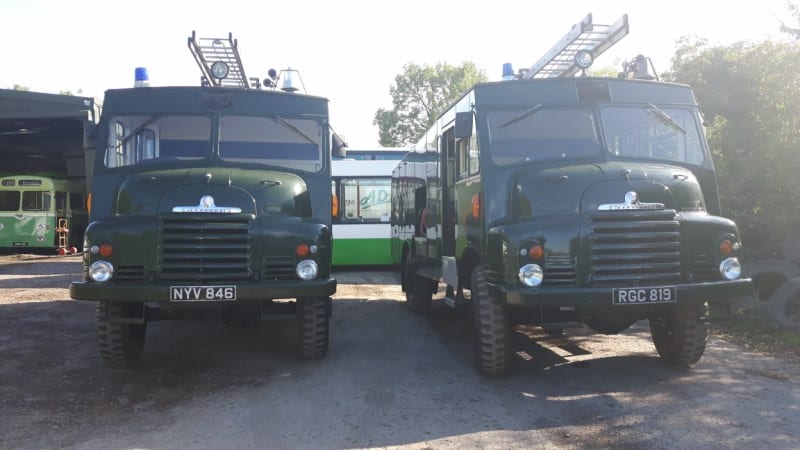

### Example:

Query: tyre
xmin=96 ymin=301 xmax=146 ymax=368
xmin=298 ymin=297 xmax=330 ymax=359
xmin=470 ymin=266 xmax=511 ymax=376
xmin=766 ymin=277 xmax=800 ymax=332
xmin=649 ymin=300 xmax=709 ymax=366
xmin=404 ymin=256 xmax=433 ymax=314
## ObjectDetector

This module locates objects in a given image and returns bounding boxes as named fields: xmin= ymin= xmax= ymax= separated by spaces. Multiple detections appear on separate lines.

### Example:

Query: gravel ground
xmin=1 ymin=254 xmax=798 ymax=449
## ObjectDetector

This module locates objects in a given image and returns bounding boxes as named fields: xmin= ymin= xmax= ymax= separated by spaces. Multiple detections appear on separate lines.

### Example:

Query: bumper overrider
xmin=493 ymin=278 xmax=753 ymax=308
xmin=70 ymin=278 xmax=337 ymax=303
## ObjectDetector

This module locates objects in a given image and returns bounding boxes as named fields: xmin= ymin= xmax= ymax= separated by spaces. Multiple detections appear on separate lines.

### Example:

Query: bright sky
xmin=1 ymin=0 xmax=794 ymax=147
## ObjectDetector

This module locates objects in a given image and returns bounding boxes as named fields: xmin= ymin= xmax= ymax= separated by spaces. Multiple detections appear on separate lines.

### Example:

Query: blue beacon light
xmin=502 ymin=63 xmax=515 ymax=80
xmin=134 ymin=67 xmax=150 ymax=87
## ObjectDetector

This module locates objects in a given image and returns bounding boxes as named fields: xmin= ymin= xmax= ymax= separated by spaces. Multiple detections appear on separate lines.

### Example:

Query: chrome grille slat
xmin=159 ymin=216 xmax=252 ymax=282
xmin=589 ymin=210 xmax=681 ymax=286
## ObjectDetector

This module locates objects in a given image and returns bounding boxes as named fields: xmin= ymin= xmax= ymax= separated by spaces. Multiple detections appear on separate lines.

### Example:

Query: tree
xmin=374 ymin=62 xmax=487 ymax=147
xmin=665 ymin=37 xmax=800 ymax=258
xmin=12 ymin=84 xmax=29 ymax=91
xmin=781 ymin=0 xmax=800 ymax=40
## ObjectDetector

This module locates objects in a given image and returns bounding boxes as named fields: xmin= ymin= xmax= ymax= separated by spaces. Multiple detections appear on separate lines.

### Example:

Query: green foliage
xmin=58 ymin=89 xmax=83 ymax=96
xmin=587 ymin=65 xmax=621 ymax=78
xmin=374 ymin=62 xmax=488 ymax=147
xmin=665 ymin=37 xmax=800 ymax=258
xmin=12 ymin=84 xmax=29 ymax=91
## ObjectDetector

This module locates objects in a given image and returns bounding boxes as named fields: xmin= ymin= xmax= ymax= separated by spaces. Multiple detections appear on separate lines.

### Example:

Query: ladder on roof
xmin=523 ymin=13 xmax=629 ymax=79
xmin=188 ymin=31 xmax=249 ymax=88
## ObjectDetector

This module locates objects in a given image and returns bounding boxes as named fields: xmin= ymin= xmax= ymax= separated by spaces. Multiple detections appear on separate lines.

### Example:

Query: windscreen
xmin=0 ymin=191 xmax=20 ymax=211
xmin=219 ymin=115 xmax=323 ymax=173
xmin=601 ymin=106 xmax=707 ymax=166
xmin=105 ymin=116 xmax=211 ymax=168
xmin=487 ymin=107 xmax=601 ymax=165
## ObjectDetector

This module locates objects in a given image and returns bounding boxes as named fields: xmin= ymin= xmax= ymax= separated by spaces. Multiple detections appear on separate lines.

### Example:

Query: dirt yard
xmin=1 ymin=254 xmax=798 ymax=449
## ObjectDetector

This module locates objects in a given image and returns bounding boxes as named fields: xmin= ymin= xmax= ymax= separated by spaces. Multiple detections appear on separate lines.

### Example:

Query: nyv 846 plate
xmin=170 ymin=286 xmax=236 ymax=301
xmin=612 ymin=286 xmax=676 ymax=305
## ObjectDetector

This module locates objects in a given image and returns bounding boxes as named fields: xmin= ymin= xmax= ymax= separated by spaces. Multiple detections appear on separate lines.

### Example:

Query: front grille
xmin=159 ymin=215 xmax=252 ymax=282
xmin=588 ymin=209 xmax=681 ymax=286
xmin=544 ymin=254 xmax=577 ymax=286
xmin=263 ymin=256 xmax=296 ymax=280
xmin=115 ymin=265 xmax=145 ymax=282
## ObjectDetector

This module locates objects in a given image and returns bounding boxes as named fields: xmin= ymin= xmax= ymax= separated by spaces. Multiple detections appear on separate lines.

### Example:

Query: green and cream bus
xmin=0 ymin=174 xmax=87 ymax=253
xmin=331 ymin=148 xmax=407 ymax=266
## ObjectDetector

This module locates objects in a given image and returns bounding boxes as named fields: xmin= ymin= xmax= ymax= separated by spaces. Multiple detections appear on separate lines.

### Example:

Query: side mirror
xmin=454 ymin=112 xmax=473 ymax=139
xmin=332 ymin=133 xmax=348 ymax=158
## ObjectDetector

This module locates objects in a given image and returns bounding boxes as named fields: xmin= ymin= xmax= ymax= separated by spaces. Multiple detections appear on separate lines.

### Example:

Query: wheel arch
xmin=458 ymin=246 xmax=480 ymax=291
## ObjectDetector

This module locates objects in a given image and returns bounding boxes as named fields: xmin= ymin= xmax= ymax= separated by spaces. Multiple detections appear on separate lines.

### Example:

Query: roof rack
xmin=187 ymin=31 xmax=249 ymax=88
xmin=523 ymin=13 xmax=629 ymax=79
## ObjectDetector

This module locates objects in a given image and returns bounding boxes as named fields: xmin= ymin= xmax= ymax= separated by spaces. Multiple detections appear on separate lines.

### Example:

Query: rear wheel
xmin=766 ymin=278 xmax=800 ymax=331
xmin=298 ymin=297 xmax=330 ymax=359
xmin=404 ymin=256 xmax=433 ymax=314
xmin=96 ymin=301 xmax=146 ymax=368
xmin=470 ymin=266 xmax=511 ymax=376
xmin=649 ymin=300 xmax=709 ymax=366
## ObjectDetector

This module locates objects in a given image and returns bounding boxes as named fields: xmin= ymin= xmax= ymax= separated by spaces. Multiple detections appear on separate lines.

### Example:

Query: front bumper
xmin=70 ymin=278 xmax=337 ymax=303
xmin=494 ymin=278 xmax=753 ymax=308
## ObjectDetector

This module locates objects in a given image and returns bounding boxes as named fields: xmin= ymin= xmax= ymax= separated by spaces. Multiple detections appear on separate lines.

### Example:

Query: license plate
xmin=613 ymin=286 xmax=676 ymax=305
xmin=170 ymin=285 xmax=237 ymax=301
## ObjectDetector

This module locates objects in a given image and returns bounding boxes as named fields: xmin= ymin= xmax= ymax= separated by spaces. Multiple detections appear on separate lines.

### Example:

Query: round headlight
xmin=89 ymin=260 xmax=114 ymax=282
xmin=210 ymin=61 xmax=229 ymax=79
xmin=296 ymin=259 xmax=319 ymax=280
xmin=518 ymin=264 xmax=544 ymax=287
xmin=719 ymin=257 xmax=741 ymax=280
xmin=0 ymin=223 xmax=5 ymax=231
xmin=575 ymin=50 xmax=594 ymax=69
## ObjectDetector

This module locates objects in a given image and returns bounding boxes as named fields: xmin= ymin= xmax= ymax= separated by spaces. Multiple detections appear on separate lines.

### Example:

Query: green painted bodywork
xmin=0 ymin=214 xmax=55 ymax=248
xmin=393 ymin=77 xmax=753 ymax=319
xmin=69 ymin=86 xmax=337 ymax=304
xmin=332 ymin=238 xmax=392 ymax=266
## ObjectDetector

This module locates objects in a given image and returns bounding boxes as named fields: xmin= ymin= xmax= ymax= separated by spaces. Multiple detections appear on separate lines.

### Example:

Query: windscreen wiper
xmin=498 ymin=104 xmax=543 ymax=129
xmin=645 ymin=104 xmax=686 ymax=135
xmin=271 ymin=114 xmax=318 ymax=146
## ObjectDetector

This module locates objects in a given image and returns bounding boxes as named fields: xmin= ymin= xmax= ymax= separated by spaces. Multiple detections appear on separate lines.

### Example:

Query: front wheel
xmin=649 ymin=300 xmax=709 ymax=366
xmin=298 ymin=297 xmax=330 ymax=359
xmin=470 ymin=266 xmax=511 ymax=376
xmin=96 ymin=301 xmax=146 ymax=368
